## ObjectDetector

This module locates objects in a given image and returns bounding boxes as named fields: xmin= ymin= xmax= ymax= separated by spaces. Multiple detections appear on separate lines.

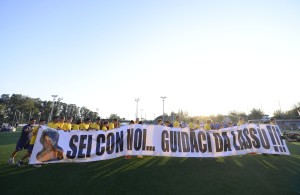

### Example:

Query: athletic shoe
xmin=137 ymin=155 xmax=143 ymax=159
xmin=32 ymin=164 xmax=41 ymax=168
xmin=124 ymin=155 xmax=131 ymax=159
xmin=17 ymin=160 xmax=24 ymax=167
xmin=8 ymin=158 xmax=15 ymax=165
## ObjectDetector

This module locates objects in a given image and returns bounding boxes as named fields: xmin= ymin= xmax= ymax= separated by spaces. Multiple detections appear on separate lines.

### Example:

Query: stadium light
xmin=140 ymin=109 xmax=143 ymax=120
xmin=56 ymin=97 xmax=63 ymax=116
xmin=161 ymin=96 xmax=167 ymax=123
xmin=48 ymin=95 xmax=58 ymax=123
xmin=278 ymin=100 xmax=282 ymax=111
xmin=135 ymin=98 xmax=140 ymax=120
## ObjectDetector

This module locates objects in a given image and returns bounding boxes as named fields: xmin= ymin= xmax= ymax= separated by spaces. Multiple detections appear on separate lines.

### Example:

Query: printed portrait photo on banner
xmin=36 ymin=129 xmax=63 ymax=162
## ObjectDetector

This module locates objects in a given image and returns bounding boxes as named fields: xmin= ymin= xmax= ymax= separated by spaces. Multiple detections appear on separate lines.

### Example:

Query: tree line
xmin=155 ymin=106 xmax=300 ymax=124
xmin=0 ymin=94 xmax=99 ymax=124
xmin=0 ymin=94 xmax=299 ymax=124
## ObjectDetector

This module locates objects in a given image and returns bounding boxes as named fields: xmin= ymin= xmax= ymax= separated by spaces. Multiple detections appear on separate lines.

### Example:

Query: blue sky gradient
xmin=1 ymin=0 xmax=300 ymax=119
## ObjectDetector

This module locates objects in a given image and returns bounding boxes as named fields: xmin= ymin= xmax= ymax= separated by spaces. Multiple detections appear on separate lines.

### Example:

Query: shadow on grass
xmin=0 ymin=131 xmax=21 ymax=145
xmin=0 ymin=143 xmax=300 ymax=194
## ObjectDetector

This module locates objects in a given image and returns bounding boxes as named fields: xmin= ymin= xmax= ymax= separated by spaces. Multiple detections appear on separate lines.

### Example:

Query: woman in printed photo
xmin=36 ymin=129 xmax=63 ymax=162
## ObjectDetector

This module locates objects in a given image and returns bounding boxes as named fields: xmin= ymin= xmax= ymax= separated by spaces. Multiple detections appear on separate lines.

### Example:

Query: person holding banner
xmin=62 ymin=116 xmax=73 ymax=131
xmin=157 ymin=119 xmax=163 ymax=125
xmin=136 ymin=118 xmax=144 ymax=158
xmin=47 ymin=116 xmax=60 ymax=129
xmin=219 ymin=124 xmax=224 ymax=130
xmin=189 ymin=118 xmax=196 ymax=131
xmin=173 ymin=116 xmax=180 ymax=128
xmin=90 ymin=117 xmax=101 ymax=130
xmin=57 ymin=116 xmax=65 ymax=129
xmin=195 ymin=120 xmax=201 ymax=130
xmin=164 ymin=120 xmax=171 ymax=127
xmin=8 ymin=118 xmax=36 ymax=165
xmin=270 ymin=118 xmax=276 ymax=125
xmin=109 ymin=118 xmax=119 ymax=130
xmin=102 ymin=121 xmax=109 ymax=131
xmin=72 ymin=118 xmax=82 ymax=130
xmin=79 ymin=118 xmax=91 ymax=130
xmin=227 ymin=122 xmax=233 ymax=127
xmin=237 ymin=117 xmax=244 ymax=126
xmin=204 ymin=119 xmax=212 ymax=130
xmin=17 ymin=119 xmax=46 ymax=167
xmin=36 ymin=129 xmax=63 ymax=162
xmin=135 ymin=118 xmax=140 ymax=124
xmin=125 ymin=120 xmax=136 ymax=160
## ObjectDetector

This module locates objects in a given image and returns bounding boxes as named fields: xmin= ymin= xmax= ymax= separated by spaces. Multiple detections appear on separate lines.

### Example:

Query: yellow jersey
xmin=62 ymin=123 xmax=72 ymax=131
xmin=29 ymin=126 xmax=39 ymax=145
xmin=47 ymin=122 xmax=54 ymax=128
xmin=72 ymin=124 xmax=79 ymax=130
xmin=188 ymin=122 xmax=195 ymax=129
xmin=109 ymin=123 xmax=115 ymax=130
xmin=204 ymin=124 xmax=211 ymax=130
xmin=173 ymin=121 xmax=180 ymax=128
xmin=102 ymin=126 xmax=108 ymax=131
xmin=195 ymin=124 xmax=200 ymax=129
xmin=79 ymin=123 xmax=90 ymax=130
xmin=90 ymin=123 xmax=100 ymax=130
xmin=48 ymin=122 xmax=60 ymax=129
xmin=237 ymin=122 xmax=244 ymax=126
xmin=57 ymin=122 xmax=64 ymax=129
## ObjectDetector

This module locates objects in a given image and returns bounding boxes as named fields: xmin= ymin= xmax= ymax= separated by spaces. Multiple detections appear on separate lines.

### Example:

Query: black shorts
xmin=27 ymin=144 xmax=34 ymax=153
xmin=16 ymin=139 xmax=29 ymax=151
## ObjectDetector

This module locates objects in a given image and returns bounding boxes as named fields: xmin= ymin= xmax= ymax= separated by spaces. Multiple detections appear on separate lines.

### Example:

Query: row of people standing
xmin=160 ymin=117 xmax=251 ymax=131
xmin=8 ymin=116 xmax=121 ymax=166
xmin=48 ymin=116 xmax=119 ymax=131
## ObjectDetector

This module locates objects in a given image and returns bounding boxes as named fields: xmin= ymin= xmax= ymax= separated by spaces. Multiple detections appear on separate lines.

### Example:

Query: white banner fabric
xmin=29 ymin=124 xmax=290 ymax=164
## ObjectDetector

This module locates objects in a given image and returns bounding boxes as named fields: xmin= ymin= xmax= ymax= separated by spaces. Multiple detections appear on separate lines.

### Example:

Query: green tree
xmin=273 ymin=110 xmax=286 ymax=119
xmin=80 ymin=107 xmax=95 ymax=119
xmin=227 ymin=111 xmax=247 ymax=123
xmin=69 ymin=105 xmax=80 ymax=119
xmin=0 ymin=94 xmax=98 ymax=123
xmin=215 ymin=114 xmax=225 ymax=123
xmin=0 ymin=103 xmax=7 ymax=122
xmin=0 ymin=94 xmax=10 ymax=104
xmin=177 ymin=109 xmax=190 ymax=123
xmin=286 ymin=102 xmax=300 ymax=118
xmin=109 ymin=114 xmax=121 ymax=120
xmin=41 ymin=100 xmax=52 ymax=121
xmin=248 ymin=108 xmax=265 ymax=120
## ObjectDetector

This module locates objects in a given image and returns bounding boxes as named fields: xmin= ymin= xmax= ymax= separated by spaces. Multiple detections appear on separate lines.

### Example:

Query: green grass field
xmin=0 ymin=130 xmax=300 ymax=195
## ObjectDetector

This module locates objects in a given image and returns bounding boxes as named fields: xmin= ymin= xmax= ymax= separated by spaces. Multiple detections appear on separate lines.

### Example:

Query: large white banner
xmin=29 ymin=124 xmax=290 ymax=164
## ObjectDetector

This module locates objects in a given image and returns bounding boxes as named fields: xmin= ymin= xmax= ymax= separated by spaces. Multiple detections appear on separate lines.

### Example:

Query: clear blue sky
xmin=1 ymin=0 xmax=300 ymax=120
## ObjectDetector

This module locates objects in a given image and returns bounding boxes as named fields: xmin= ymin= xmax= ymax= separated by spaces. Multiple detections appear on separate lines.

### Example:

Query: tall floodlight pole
xmin=96 ymin=108 xmax=99 ymax=119
xmin=278 ymin=100 xmax=282 ymax=111
xmin=56 ymin=97 xmax=63 ymax=116
xmin=37 ymin=112 xmax=41 ymax=123
xmin=140 ymin=109 xmax=143 ymax=120
xmin=70 ymin=104 xmax=76 ymax=119
xmin=161 ymin=96 xmax=167 ymax=123
xmin=135 ymin=98 xmax=140 ymax=119
xmin=48 ymin=95 xmax=58 ymax=123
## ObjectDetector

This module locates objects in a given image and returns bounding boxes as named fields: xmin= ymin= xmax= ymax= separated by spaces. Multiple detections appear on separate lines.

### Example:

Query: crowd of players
xmin=7 ymin=115 xmax=278 ymax=167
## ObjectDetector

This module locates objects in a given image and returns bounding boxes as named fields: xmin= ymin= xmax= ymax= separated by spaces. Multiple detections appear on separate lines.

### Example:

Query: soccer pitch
xmin=0 ymin=131 xmax=299 ymax=195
